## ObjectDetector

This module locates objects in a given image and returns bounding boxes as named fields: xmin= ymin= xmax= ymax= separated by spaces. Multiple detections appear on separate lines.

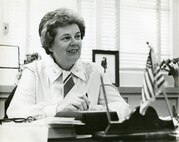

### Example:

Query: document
xmin=0 ymin=122 xmax=48 ymax=142
xmin=33 ymin=116 xmax=84 ymax=125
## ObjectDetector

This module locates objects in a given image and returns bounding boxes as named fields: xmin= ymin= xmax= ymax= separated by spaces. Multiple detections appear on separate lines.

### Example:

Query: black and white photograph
xmin=0 ymin=0 xmax=179 ymax=141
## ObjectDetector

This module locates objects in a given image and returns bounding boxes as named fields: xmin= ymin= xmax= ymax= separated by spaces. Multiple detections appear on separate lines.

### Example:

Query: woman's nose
xmin=70 ymin=37 xmax=78 ymax=45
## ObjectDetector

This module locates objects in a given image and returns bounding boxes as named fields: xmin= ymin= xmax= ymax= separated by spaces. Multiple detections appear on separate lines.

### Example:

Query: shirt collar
xmin=45 ymin=55 xmax=62 ymax=84
xmin=45 ymin=55 xmax=86 ymax=83
xmin=70 ymin=60 xmax=86 ymax=81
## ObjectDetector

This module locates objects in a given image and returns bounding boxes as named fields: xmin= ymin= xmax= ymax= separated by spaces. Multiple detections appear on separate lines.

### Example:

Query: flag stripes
xmin=140 ymin=47 xmax=166 ymax=114
xmin=154 ymin=66 xmax=165 ymax=89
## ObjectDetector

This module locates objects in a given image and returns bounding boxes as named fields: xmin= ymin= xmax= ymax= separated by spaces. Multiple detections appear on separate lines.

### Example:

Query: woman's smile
xmin=67 ymin=48 xmax=79 ymax=53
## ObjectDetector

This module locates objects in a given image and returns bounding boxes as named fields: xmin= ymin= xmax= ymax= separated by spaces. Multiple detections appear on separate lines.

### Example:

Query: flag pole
xmin=162 ymin=89 xmax=173 ymax=118
xmin=162 ymin=89 xmax=176 ymax=127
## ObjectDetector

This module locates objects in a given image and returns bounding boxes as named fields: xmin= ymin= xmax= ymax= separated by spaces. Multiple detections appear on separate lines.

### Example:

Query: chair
xmin=4 ymin=86 xmax=17 ymax=118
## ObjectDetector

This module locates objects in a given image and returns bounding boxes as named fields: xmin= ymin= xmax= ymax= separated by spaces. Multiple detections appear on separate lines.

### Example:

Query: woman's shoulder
xmin=23 ymin=58 xmax=50 ymax=73
xmin=77 ymin=60 xmax=104 ymax=74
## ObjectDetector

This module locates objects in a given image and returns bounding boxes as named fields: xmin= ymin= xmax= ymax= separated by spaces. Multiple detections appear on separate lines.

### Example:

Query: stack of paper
xmin=0 ymin=122 xmax=48 ymax=142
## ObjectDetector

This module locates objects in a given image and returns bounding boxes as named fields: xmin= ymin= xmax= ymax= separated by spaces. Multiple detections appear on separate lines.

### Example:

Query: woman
xmin=7 ymin=8 xmax=131 ymax=121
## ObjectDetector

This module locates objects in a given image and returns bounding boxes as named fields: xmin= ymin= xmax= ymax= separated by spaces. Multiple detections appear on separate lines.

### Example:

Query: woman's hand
xmin=56 ymin=95 xmax=90 ymax=112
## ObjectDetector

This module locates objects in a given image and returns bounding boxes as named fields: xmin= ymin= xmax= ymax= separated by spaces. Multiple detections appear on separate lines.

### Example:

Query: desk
xmin=0 ymin=120 xmax=178 ymax=142
xmin=48 ymin=136 xmax=179 ymax=142
xmin=49 ymin=140 xmax=178 ymax=142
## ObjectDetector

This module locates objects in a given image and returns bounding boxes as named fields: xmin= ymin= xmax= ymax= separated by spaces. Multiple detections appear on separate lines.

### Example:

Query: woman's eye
xmin=75 ymin=34 xmax=81 ymax=40
xmin=62 ymin=36 xmax=71 ymax=41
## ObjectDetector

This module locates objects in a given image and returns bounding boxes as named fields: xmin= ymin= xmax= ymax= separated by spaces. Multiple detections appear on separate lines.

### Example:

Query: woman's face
xmin=50 ymin=23 xmax=82 ymax=70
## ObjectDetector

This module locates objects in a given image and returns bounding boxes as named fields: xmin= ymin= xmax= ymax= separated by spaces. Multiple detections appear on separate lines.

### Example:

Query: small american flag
xmin=140 ymin=47 xmax=166 ymax=115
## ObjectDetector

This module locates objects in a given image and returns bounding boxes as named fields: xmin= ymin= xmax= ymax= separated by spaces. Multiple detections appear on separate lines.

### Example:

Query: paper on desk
xmin=0 ymin=122 xmax=48 ymax=142
xmin=33 ymin=117 xmax=84 ymax=125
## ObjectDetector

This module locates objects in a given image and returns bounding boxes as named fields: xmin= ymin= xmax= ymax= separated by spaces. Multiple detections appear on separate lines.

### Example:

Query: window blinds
xmin=79 ymin=0 xmax=172 ymax=70
xmin=100 ymin=0 xmax=117 ymax=51
xmin=78 ymin=0 xmax=96 ymax=62
xmin=119 ymin=0 xmax=172 ymax=69
xmin=79 ymin=0 xmax=118 ymax=62
xmin=119 ymin=0 xmax=157 ymax=69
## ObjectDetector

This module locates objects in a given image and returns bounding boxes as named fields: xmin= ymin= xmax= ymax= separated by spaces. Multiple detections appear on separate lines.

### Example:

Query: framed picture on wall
xmin=92 ymin=50 xmax=119 ymax=87
xmin=0 ymin=44 xmax=20 ymax=69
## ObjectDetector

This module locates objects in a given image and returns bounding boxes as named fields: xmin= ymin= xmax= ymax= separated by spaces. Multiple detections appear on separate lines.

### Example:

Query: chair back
xmin=4 ymin=86 xmax=17 ymax=118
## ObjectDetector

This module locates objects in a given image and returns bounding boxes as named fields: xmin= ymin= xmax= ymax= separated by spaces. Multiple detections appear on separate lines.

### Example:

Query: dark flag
xmin=140 ymin=47 xmax=166 ymax=114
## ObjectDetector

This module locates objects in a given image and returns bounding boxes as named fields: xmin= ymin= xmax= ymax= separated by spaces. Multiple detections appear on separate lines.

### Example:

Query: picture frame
xmin=0 ymin=44 xmax=20 ymax=69
xmin=92 ymin=50 xmax=119 ymax=87
xmin=0 ymin=44 xmax=20 ymax=85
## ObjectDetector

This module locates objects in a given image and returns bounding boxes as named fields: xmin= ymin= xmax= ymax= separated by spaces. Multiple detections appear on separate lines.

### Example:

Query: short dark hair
xmin=39 ymin=8 xmax=85 ymax=55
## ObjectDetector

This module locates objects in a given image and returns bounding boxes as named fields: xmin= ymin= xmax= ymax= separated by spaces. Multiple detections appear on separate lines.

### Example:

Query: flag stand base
xmin=94 ymin=106 xmax=175 ymax=140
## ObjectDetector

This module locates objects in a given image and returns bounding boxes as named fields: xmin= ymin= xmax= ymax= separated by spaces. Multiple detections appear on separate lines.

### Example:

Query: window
xmin=78 ymin=0 xmax=96 ymax=61
xmin=119 ymin=0 xmax=172 ymax=69
xmin=79 ymin=0 xmax=172 ymax=70
xmin=79 ymin=0 xmax=118 ymax=62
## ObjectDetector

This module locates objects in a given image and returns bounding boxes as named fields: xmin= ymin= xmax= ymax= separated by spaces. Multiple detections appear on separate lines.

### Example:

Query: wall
xmin=0 ymin=0 xmax=27 ymax=61
xmin=120 ymin=70 xmax=174 ymax=87
xmin=0 ymin=0 xmax=27 ymax=85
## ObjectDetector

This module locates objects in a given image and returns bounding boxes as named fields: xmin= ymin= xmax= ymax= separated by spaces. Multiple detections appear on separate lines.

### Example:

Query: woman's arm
xmin=7 ymin=66 xmax=57 ymax=118
xmin=98 ymin=73 xmax=131 ymax=121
